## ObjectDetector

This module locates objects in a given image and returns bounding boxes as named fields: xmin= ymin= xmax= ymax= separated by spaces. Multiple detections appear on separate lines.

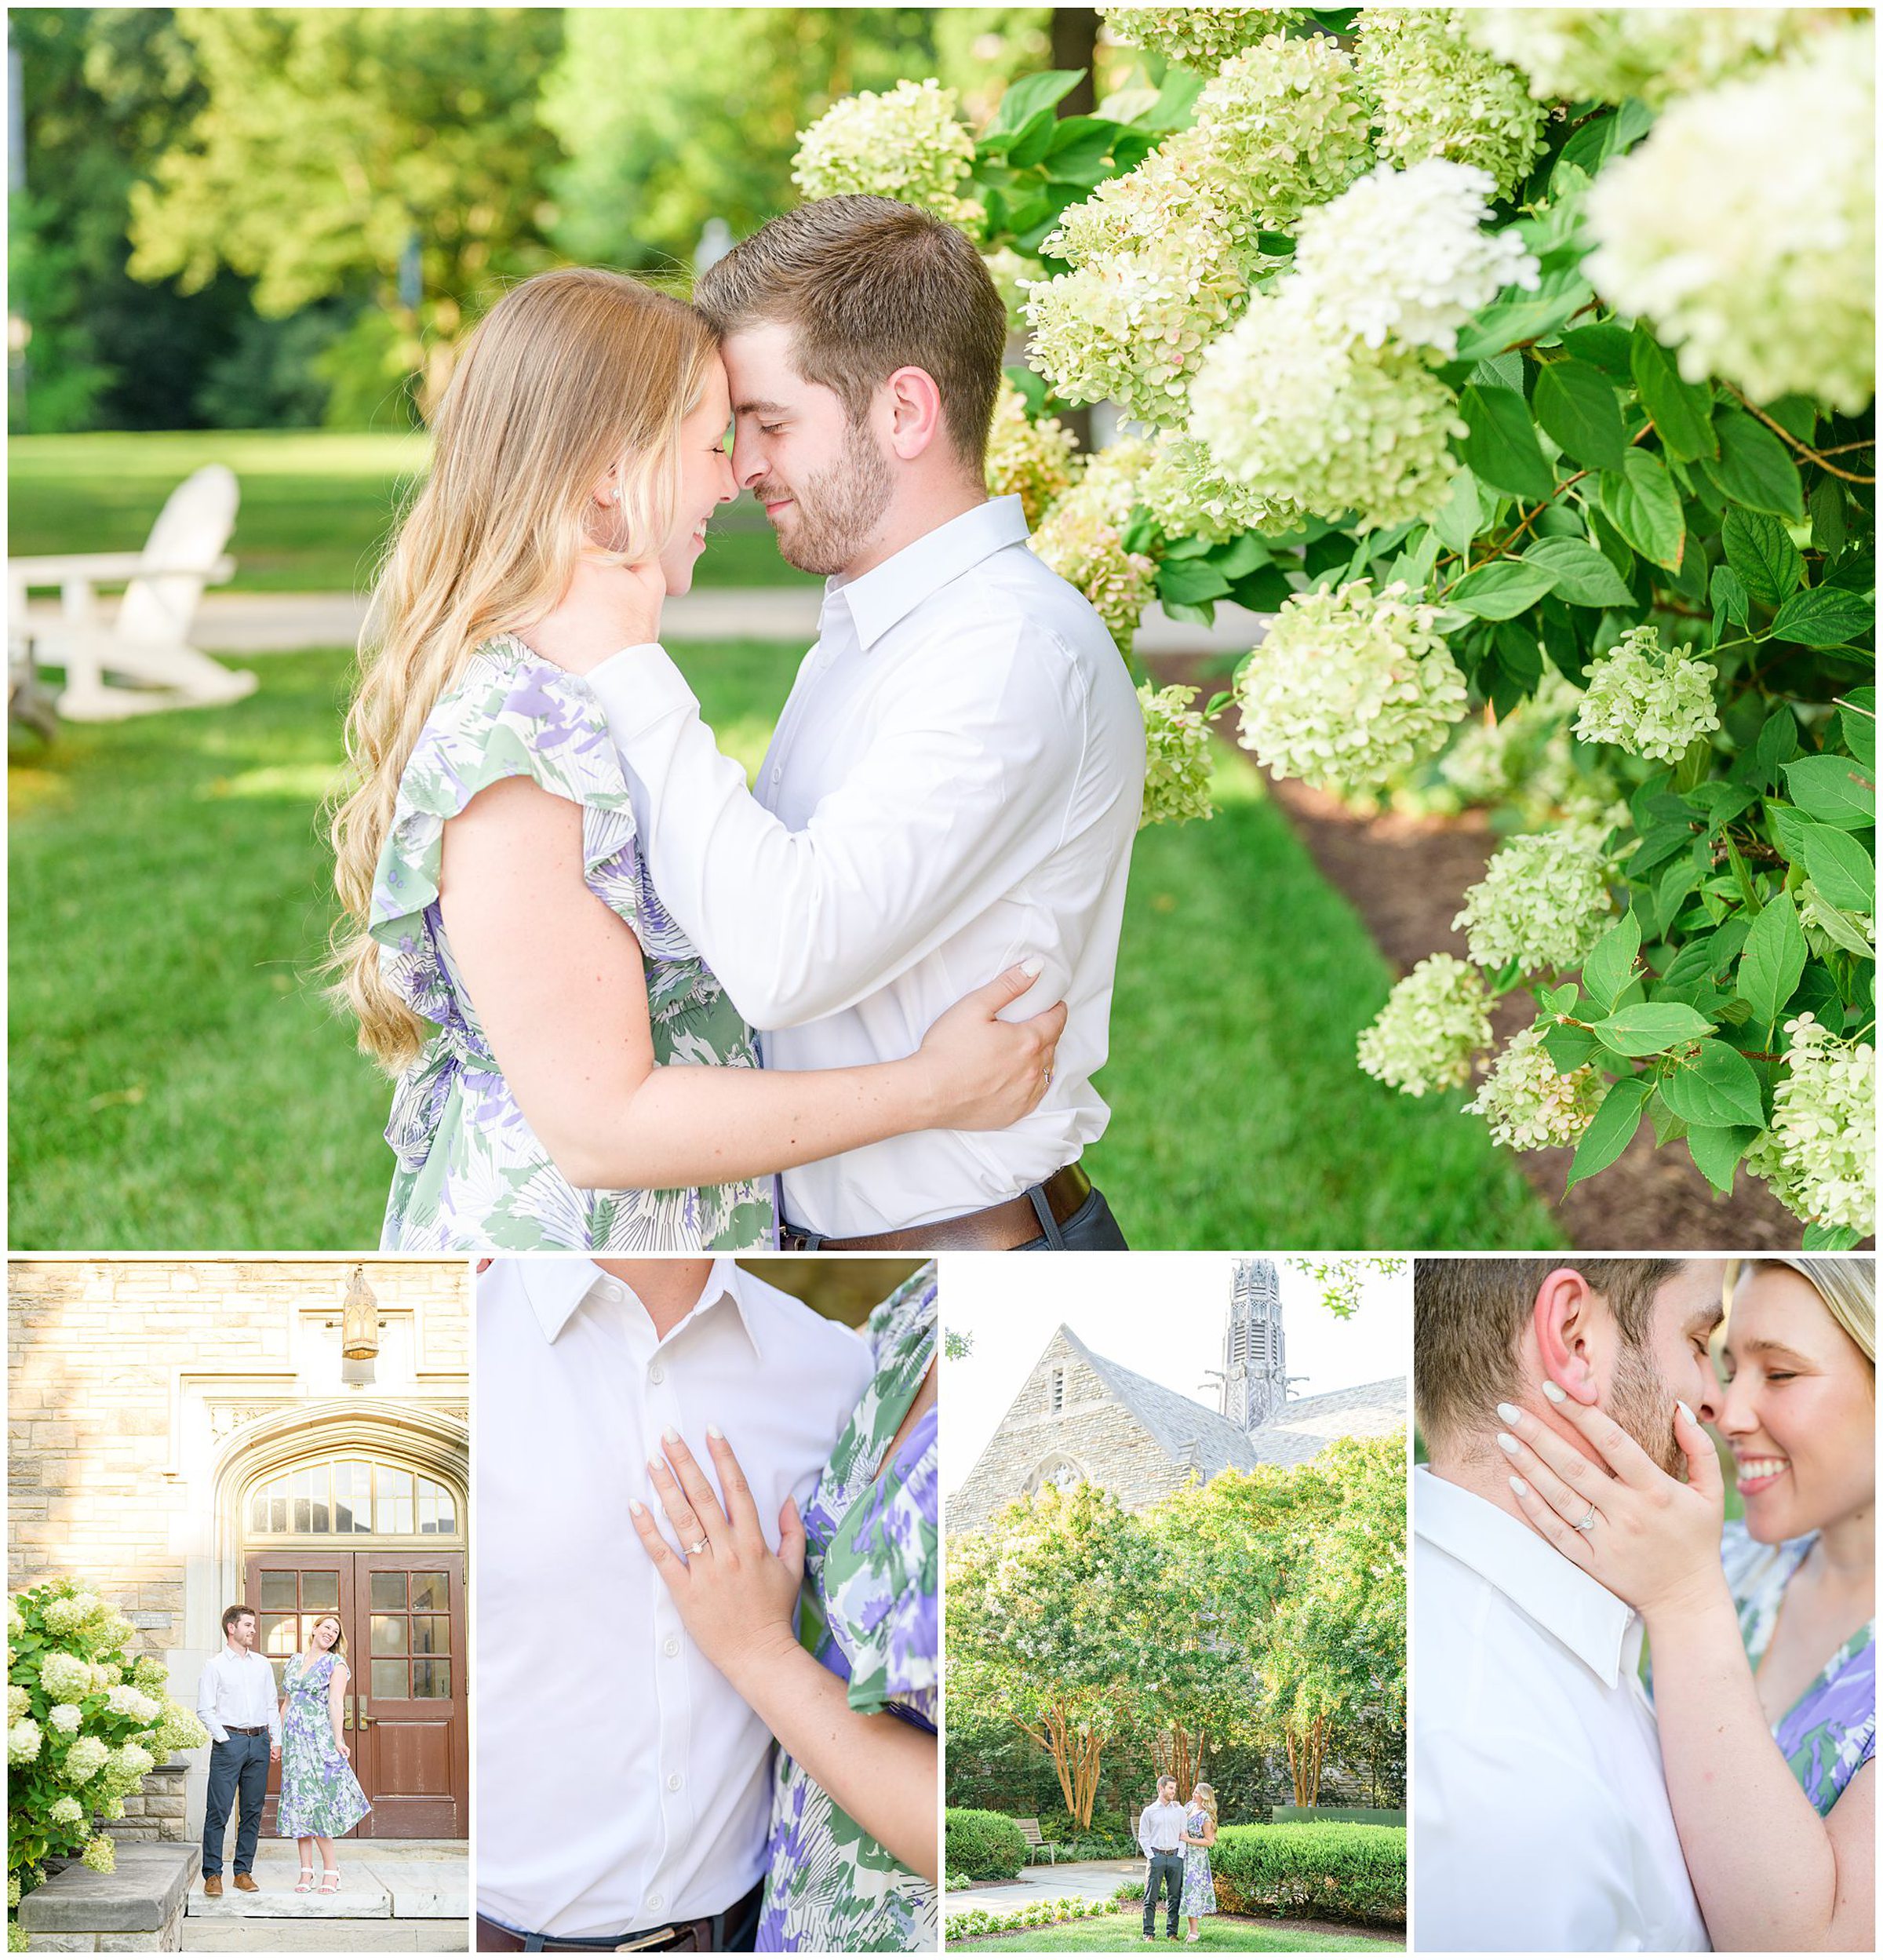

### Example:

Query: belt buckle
xmin=613 ymin=1933 xmax=674 ymax=1953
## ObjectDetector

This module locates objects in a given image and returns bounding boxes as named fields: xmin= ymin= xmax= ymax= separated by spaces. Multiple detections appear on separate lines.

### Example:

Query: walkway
xmin=183 ymin=1837 xmax=467 ymax=1952
xmin=945 ymin=1857 xmax=1142 ymax=1914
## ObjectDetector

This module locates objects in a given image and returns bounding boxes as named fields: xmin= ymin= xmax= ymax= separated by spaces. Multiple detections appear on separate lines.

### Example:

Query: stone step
xmin=188 ymin=1873 xmax=392 ymax=1918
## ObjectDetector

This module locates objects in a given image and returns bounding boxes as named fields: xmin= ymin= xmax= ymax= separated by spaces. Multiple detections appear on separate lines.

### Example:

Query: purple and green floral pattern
xmin=369 ymin=636 xmax=773 ymax=1251
xmin=1722 ymin=1521 xmax=1875 ymax=1817
xmin=275 ymin=1652 xmax=370 ymax=1841
xmin=758 ymin=1264 xmax=938 ymax=1953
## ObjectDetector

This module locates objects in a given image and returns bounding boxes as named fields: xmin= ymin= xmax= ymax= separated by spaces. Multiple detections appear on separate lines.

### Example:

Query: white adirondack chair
xmin=7 ymin=464 xmax=256 ymax=721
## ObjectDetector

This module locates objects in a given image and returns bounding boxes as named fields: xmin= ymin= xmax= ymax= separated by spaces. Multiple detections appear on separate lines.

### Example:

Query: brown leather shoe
xmin=202 ymin=1875 xmax=223 ymax=1897
xmin=232 ymin=1874 xmax=259 ymax=1893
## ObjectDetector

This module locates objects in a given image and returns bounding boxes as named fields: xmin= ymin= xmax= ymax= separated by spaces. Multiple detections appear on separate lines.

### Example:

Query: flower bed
xmin=945 ymin=1894 xmax=1118 ymax=1944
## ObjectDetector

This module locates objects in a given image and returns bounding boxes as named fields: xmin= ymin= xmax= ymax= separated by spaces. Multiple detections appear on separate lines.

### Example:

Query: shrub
xmin=945 ymin=1807 xmax=1029 ymax=1881
xmin=943 ymin=1896 xmax=1116 ymax=1944
xmin=6 ymin=1580 xmax=208 ymax=1925
xmin=1211 ymin=1821 xmax=1407 ymax=1928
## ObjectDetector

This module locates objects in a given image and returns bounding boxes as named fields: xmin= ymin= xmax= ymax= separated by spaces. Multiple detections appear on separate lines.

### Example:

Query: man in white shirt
xmin=541 ymin=196 xmax=1145 ymax=1251
xmin=475 ymin=1257 xmax=872 ymax=1953
xmin=1413 ymin=1257 xmax=1728 ymax=1952
xmin=1136 ymin=1776 xmax=1189 ymax=1942
xmin=195 ymin=1603 xmax=281 ymax=1897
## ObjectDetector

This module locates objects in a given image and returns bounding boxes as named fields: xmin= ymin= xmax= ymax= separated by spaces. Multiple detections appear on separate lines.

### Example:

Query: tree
xmin=128 ymin=8 xmax=566 ymax=417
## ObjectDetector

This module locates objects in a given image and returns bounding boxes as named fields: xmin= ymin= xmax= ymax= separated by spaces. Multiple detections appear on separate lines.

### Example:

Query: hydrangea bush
xmin=792 ymin=8 xmax=1875 ymax=1238
xmin=7 ymin=1580 xmax=208 ymax=1929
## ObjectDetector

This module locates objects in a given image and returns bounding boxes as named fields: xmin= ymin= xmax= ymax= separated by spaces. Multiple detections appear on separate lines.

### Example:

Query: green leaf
xmin=1837 ymin=687 xmax=1877 ymax=771
xmin=1566 ymin=1075 xmax=1652 ymax=1189
xmin=1796 ymin=822 xmax=1875 ymax=916
xmin=1710 ymin=563 xmax=1750 ymax=629
xmin=1448 ymin=558 xmax=1559 ymax=619
xmin=1533 ymin=359 xmax=1627 ymax=468
xmin=982 ymin=68 xmax=1086 ymax=144
xmin=1687 ymin=1124 xmax=1759 ymax=1196
xmin=1712 ymin=407 xmax=1804 ymax=519
xmin=1737 ymin=889 xmax=1808 ymax=1025
xmin=1783 ymin=756 xmax=1877 ymax=829
xmin=1804 ymin=1223 xmax=1866 ymax=1251
xmin=1559 ymin=322 xmax=1634 ymax=381
xmin=1545 ymin=1022 xmax=1601 ymax=1073
xmin=1155 ymin=557 xmax=1233 ymax=605
xmin=1629 ymin=330 xmax=1716 ymax=461
xmin=1522 ymin=537 xmax=1636 ymax=608
xmin=1753 ymin=706 xmax=1800 ymax=784
xmin=1810 ymin=474 xmax=1848 ymax=557
xmin=1721 ymin=508 xmax=1804 ymax=608
xmin=1598 ymin=450 xmax=1684 ymax=570
xmin=1458 ymin=384 xmax=1555 ymax=501
xmin=1659 ymin=1038 xmax=1768 ymax=1129
xmin=1582 ymin=909 xmax=1642 ymax=1014
xmin=1430 ymin=467 xmax=1487 ymax=553
xmin=1770 ymin=586 xmax=1876 ymax=649
xmin=1593 ymin=1000 xmax=1716 ymax=1056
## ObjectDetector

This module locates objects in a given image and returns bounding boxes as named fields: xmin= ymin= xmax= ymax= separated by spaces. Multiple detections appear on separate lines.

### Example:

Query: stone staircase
xmin=182 ymin=1839 xmax=466 ymax=1925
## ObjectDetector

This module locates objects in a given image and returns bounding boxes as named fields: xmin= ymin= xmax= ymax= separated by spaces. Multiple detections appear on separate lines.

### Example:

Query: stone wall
xmin=16 ymin=1841 xmax=197 ymax=1952
xmin=102 ymin=1765 xmax=188 ymax=1845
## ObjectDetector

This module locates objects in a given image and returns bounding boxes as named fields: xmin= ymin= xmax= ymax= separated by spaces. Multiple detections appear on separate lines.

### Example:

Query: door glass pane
xmin=371 ymin=1615 xmax=406 ymax=1656
xmin=409 ymin=1573 xmax=447 ymax=1613
xmin=268 ymin=1496 xmax=289 ymax=1533
xmin=300 ymin=1571 xmax=339 ymax=1612
xmin=258 ymin=1571 xmax=296 ymax=1612
xmin=411 ymin=1615 xmax=449 ymax=1656
xmin=376 ymin=1465 xmax=413 ymax=1536
xmin=292 ymin=1496 xmax=312 ymax=1533
xmin=260 ymin=1614 xmax=297 ymax=1657
xmin=411 ymin=1659 xmax=450 ymax=1700
xmin=334 ymin=1461 xmax=372 ymax=1533
xmin=370 ymin=1659 xmax=407 ymax=1700
xmin=370 ymin=1572 xmax=406 ymax=1611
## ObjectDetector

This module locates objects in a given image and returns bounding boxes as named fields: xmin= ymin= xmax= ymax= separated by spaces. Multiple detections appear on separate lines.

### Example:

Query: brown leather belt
xmin=778 ymin=1161 xmax=1091 ymax=1251
xmin=476 ymin=1913 xmax=712 ymax=1953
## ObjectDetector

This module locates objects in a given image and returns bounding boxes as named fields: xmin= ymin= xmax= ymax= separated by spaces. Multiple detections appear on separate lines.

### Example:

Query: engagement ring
xmin=1572 ymin=1506 xmax=1597 ymax=1534
xmin=687 ymin=1538 xmax=710 ymax=1556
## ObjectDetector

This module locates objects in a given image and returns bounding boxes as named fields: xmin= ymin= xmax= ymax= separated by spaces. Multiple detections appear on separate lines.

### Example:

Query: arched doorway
xmin=231 ymin=1415 xmax=467 ymax=1840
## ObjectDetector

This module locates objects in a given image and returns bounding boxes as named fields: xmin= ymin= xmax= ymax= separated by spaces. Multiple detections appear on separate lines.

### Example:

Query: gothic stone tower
xmin=1219 ymin=1257 xmax=1287 ymax=1434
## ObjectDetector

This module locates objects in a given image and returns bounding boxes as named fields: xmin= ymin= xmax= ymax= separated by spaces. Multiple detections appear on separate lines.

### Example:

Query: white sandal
xmin=319 ymin=1872 xmax=341 ymax=1894
xmin=294 ymin=1869 xmax=315 ymax=1894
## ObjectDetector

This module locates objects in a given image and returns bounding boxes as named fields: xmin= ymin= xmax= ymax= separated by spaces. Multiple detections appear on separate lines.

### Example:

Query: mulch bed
xmin=1155 ymin=653 xmax=1809 ymax=1251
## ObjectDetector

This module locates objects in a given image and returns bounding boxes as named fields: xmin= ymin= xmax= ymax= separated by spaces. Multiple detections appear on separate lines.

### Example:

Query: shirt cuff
xmin=585 ymin=643 xmax=697 ymax=743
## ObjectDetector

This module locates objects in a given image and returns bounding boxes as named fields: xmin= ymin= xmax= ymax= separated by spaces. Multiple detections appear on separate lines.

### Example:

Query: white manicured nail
xmin=1495 ymin=1433 xmax=1520 ymax=1456
xmin=1509 ymin=1475 xmax=1528 ymax=1496
xmin=662 ymin=1426 xmax=681 ymax=1444
xmin=628 ymin=1498 xmax=646 ymax=1516
xmin=707 ymin=1422 xmax=724 ymax=1440
xmin=1020 ymin=954 xmax=1044 ymax=977
xmin=1676 ymin=1400 xmax=1695 ymax=1425
xmin=1541 ymin=1380 xmax=1567 ymax=1404
xmin=1496 ymin=1402 xmax=1521 ymax=1426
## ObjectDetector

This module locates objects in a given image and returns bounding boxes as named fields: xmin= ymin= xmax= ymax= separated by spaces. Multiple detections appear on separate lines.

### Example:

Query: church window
xmin=1047 ymin=1367 xmax=1066 ymax=1413
xmin=247 ymin=1456 xmax=457 ymax=1536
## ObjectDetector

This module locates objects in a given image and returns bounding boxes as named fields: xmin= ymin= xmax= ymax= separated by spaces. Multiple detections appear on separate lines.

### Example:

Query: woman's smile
xmin=1733 ymin=1451 xmax=1790 ymax=1496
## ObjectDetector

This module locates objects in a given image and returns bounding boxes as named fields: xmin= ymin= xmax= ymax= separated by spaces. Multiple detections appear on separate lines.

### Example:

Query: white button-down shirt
xmin=1137 ymin=1800 xmax=1188 ymax=1856
xmin=1413 ymin=1466 xmax=1710 ymax=1953
xmin=585 ymin=496 xmax=1145 ymax=1237
xmin=476 ymin=1258 xmax=872 ymax=1940
xmin=195 ymin=1645 xmax=281 ymax=1747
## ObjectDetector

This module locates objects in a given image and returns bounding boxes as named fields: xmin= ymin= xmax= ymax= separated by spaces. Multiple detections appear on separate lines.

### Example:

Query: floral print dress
xmin=1180 ymin=1808 xmax=1217 ymax=1916
xmin=369 ymin=636 xmax=774 ymax=1251
xmin=758 ymin=1264 xmax=938 ymax=1954
xmin=1722 ymin=1522 xmax=1876 ymax=1815
xmin=275 ymin=1652 xmax=370 ymax=1840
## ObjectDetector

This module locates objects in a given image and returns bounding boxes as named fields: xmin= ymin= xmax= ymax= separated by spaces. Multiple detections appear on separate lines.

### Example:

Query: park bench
xmin=6 ymin=462 xmax=254 ymax=721
xmin=1014 ymin=1816 xmax=1059 ymax=1865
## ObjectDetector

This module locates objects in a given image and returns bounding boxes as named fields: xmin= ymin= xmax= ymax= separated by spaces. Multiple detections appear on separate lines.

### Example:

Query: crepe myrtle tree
xmin=791 ymin=7 xmax=1875 ymax=1240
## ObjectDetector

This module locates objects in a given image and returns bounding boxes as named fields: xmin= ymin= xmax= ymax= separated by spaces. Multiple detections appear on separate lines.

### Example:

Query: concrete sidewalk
xmin=183 ymin=1837 xmax=467 ymax=1951
xmin=945 ymin=1857 xmax=1142 ymax=1914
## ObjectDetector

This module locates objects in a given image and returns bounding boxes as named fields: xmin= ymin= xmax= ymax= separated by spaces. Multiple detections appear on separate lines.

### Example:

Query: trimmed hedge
xmin=945 ymin=1807 xmax=1029 ymax=1881
xmin=1211 ymin=1822 xmax=1406 ymax=1929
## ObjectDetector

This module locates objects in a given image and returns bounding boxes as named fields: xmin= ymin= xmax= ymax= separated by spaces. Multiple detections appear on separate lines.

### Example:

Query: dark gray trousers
xmin=1143 ymin=1850 xmax=1183 ymax=1938
xmin=202 ymin=1730 xmax=269 ymax=1875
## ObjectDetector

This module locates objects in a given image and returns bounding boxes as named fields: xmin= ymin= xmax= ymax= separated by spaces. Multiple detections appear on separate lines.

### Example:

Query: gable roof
xmin=1056 ymin=1324 xmax=1262 ymax=1482
xmin=1244 ymin=1376 xmax=1408 ymax=1467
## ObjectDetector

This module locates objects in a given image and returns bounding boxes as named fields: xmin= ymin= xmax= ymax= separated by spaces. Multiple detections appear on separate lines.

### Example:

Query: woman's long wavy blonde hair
xmin=1189 ymin=1782 xmax=1218 ymax=1824
xmin=328 ymin=267 xmax=716 ymax=1070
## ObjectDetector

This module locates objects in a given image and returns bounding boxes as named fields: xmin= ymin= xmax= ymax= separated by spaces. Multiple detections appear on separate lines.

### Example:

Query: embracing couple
xmin=330 ymin=193 xmax=1145 ymax=1255
xmin=477 ymin=1256 xmax=938 ymax=1953
xmin=1137 ymin=1774 xmax=1218 ymax=1944
xmin=1415 ymin=1257 xmax=1875 ymax=1952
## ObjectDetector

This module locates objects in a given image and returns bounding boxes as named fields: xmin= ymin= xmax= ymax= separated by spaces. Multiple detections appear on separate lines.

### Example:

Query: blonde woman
xmin=1502 ymin=1258 xmax=1874 ymax=1951
xmin=330 ymin=268 xmax=1062 ymax=1251
xmin=1181 ymin=1782 xmax=1218 ymax=1941
xmin=276 ymin=1616 xmax=369 ymax=1893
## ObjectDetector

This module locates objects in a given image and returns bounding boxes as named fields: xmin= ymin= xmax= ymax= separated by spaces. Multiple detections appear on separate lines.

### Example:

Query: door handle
xmin=357 ymin=1710 xmax=374 ymax=1729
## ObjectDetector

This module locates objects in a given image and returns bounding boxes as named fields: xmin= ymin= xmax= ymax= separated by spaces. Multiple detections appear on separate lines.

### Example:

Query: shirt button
xmin=648 ymin=1362 xmax=666 ymax=1386
xmin=770 ymin=767 xmax=781 ymax=785
xmin=646 ymin=1893 xmax=664 ymax=1914
xmin=666 ymin=1772 xmax=683 ymax=1792
xmin=662 ymin=1635 xmax=681 ymax=1658
xmin=599 ymin=1280 xmax=623 ymax=1303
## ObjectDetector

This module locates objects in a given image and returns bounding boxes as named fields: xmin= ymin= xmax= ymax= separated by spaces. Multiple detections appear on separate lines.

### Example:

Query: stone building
xmin=8 ymin=1258 xmax=469 ymax=1850
xmin=948 ymin=1260 xmax=1405 ymax=1528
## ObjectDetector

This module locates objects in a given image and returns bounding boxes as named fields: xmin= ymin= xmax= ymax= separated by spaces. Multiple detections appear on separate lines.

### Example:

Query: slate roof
xmin=1057 ymin=1325 xmax=1262 ymax=1481
xmin=1243 ymin=1375 xmax=1408 ymax=1467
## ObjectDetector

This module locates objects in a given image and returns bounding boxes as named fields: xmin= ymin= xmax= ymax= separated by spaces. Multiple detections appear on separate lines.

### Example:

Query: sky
xmin=941 ymin=1252 xmax=1411 ymax=1494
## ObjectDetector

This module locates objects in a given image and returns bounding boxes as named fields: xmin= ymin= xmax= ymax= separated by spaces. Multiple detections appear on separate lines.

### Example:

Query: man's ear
xmin=882 ymin=364 xmax=945 ymax=461
xmin=1532 ymin=1266 xmax=1601 ymax=1405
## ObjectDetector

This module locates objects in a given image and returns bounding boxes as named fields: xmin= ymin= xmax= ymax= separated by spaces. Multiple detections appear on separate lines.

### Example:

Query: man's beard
xmin=759 ymin=417 xmax=893 ymax=575
xmin=1607 ymin=1339 xmax=1684 ymax=1476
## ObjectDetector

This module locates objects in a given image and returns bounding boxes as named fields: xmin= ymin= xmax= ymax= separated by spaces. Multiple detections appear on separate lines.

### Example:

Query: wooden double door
xmin=245 ymin=1549 xmax=466 ymax=1838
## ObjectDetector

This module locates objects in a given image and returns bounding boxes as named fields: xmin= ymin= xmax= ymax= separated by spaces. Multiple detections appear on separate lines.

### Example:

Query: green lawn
xmin=6 ymin=430 xmax=817 ymax=594
xmin=950 ymin=1911 xmax=1403 ymax=1952
xmin=8 ymin=641 xmax=1561 ymax=1250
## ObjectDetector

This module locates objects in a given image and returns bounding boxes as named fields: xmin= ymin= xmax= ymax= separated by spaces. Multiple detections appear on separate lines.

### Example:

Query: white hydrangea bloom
xmin=1437 ymin=672 xmax=1588 ymax=811
xmin=154 ymin=1702 xmax=209 ymax=1753
xmin=1355 ymin=7 xmax=1549 ymax=198
xmin=1190 ymin=288 xmax=1466 ymax=528
xmin=1469 ymin=8 xmax=1853 ymax=107
xmin=1465 ymin=1025 xmax=1604 ymax=1149
xmin=1574 ymin=625 xmax=1720 ymax=762
xmin=1101 ymin=5 xmax=1306 ymax=70
xmin=104 ymin=1685 xmax=162 ymax=1725
xmin=129 ymin=1657 xmax=168 ymax=1695
xmin=1031 ymin=457 xmax=1160 ymax=657
xmin=1745 ymin=1015 xmax=1876 ymax=1235
xmin=1192 ymin=32 xmax=1377 ymax=230
xmin=1357 ymin=953 xmax=1495 ymax=1094
xmin=38 ymin=1652 xmax=93 ymax=1703
xmin=47 ymin=1796 xmax=84 ymax=1832
xmin=1453 ymin=832 xmax=1612 ymax=974
xmin=81 ymin=1836 xmax=115 ymax=1877
xmin=1048 ymin=130 xmax=1251 ymax=269
xmin=109 ymin=1741 xmax=155 ymax=1783
xmin=985 ymin=377 xmax=1081 ymax=527
xmin=792 ymin=79 xmax=981 ymax=230
xmin=1139 ymin=683 xmax=1217 ymax=828
xmin=40 ymin=1591 xmax=102 ymax=1637
xmin=58 ymin=1733 xmax=109 ymax=1783
xmin=5 ymin=1685 xmax=25 ymax=1723
xmin=1585 ymin=22 xmax=1874 ymax=411
xmin=8 ymin=1718 xmax=41 ymax=1765
xmin=1138 ymin=432 xmax=1305 ymax=541
xmin=1069 ymin=437 xmax=1157 ymax=529
xmin=1234 ymin=579 xmax=1469 ymax=795
xmin=1288 ymin=161 xmax=1540 ymax=356
xmin=47 ymin=1703 xmax=82 ymax=1734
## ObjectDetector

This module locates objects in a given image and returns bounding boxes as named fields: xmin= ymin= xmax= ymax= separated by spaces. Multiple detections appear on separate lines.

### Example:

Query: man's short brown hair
xmin=1415 ymin=1259 xmax=1685 ymax=1452
xmin=221 ymin=1603 xmax=255 ymax=1635
xmin=693 ymin=195 xmax=1008 ymax=471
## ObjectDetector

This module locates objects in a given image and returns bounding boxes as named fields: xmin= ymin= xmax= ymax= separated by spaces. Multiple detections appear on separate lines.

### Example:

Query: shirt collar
xmin=1414 ymin=1465 xmax=1641 ymax=1689
xmin=825 ymin=496 xmax=1029 ymax=652
xmin=514 ymin=1258 xmax=763 ymax=1359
